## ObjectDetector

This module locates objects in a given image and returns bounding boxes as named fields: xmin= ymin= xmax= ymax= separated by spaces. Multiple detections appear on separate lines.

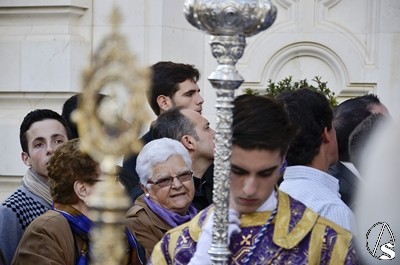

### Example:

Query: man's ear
xmin=181 ymin=135 xmax=195 ymax=151
xmin=156 ymin=95 xmax=172 ymax=113
xmin=322 ymin=127 xmax=332 ymax=143
xmin=21 ymin=152 xmax=31 ymax=167
xmin=74 ymin=181 xmax=88 ymax=201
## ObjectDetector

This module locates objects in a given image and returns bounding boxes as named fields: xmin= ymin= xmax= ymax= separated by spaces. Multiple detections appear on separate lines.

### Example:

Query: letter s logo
xmin=380 ymin=242 xmax=395 ymax=260
xmin=366 ymin=222 xmax=396 ymax=260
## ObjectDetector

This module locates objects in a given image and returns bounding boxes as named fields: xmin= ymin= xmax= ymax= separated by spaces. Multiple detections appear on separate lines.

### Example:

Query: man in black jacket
xmin=152 ymin=107 xmax=215 ymax=211
xmin=329 ymin=94 xmax=389 ymax=209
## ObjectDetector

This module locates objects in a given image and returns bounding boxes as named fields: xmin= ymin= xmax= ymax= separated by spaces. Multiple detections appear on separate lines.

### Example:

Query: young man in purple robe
xmin=149 ymin=95 xmax=359 ymax=265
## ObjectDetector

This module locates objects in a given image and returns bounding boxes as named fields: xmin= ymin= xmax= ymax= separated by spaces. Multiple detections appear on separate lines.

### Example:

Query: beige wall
xmin=1 ymin=0 xmax=399 ymax=199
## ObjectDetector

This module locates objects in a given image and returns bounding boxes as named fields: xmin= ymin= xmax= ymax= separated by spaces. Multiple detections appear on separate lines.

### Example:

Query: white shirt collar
xmin=340 ymin=161 xmax=363 ymax=182
xmin=283 ymin=165 xmax=339 ymax=192
xmin=256 ymin=189 xmax=278 ymax=212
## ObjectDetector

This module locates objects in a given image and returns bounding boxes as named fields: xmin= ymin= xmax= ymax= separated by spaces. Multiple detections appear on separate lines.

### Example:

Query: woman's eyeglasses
xmin=147 ymin=170 xmax=193 ymax=188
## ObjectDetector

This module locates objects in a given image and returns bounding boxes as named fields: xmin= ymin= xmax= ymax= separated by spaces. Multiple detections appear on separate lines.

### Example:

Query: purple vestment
xmin=150 ymin=191 xmax=359 ymax=265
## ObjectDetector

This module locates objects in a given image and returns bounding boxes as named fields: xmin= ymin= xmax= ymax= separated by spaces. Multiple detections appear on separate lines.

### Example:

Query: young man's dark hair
xmin=276 ymin=88 xmax=333 ymax=166
xmin=20 ymin=109 xmax=72 ymax=153
xmin=149 ymin=61 xmax=200 ymax=116
xmin=333 ymin=94 xmax=384 ymax=162
xmin=61 ymin=94 xmax=80 ymax=139
xmin=232 ymin=94 xmax=295 ymax=154
xmin=61 ymin=93 xmax=106 ymax=139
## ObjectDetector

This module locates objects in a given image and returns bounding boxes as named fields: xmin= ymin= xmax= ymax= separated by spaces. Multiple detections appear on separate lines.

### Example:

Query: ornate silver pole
xmin=184 ymin=1 xmax=277 ymax=264
xmin=74 ymin=8 xmax=151 ymax=265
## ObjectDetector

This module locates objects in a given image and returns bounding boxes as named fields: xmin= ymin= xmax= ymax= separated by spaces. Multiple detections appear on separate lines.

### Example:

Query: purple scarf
xmin=53 ymin=205 xmax=92 ymax=265
xmin=144 ymin=196 xmax=197 ymax=227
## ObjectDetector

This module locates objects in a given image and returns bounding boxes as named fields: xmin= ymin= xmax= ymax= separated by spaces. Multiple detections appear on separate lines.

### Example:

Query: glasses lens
xmin=177 ymin=171 xmax=193 ymax=182
xmin=151 ymin=171 xmax=192 ymax=188
xmin=156 ymin=178 xmax=172 ymax=188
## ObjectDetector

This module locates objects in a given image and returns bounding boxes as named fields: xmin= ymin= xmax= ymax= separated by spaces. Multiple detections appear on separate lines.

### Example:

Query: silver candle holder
xmin=184 ymin=1 xmax=277 ymax=264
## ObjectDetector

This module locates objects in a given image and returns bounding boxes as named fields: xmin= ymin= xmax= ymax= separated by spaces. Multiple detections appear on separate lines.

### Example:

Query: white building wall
xmin=0 ymin=0 xmax=399 ymax=200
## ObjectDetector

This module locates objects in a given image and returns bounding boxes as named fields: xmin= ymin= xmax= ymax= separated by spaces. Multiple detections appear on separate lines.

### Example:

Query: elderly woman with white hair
xmin=126 ymin=138 xmax=197 ymax=259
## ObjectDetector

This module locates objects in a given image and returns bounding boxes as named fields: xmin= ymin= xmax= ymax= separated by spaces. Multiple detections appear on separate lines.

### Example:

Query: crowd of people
xmin=0 ymin=60 xmax=394 ymax=264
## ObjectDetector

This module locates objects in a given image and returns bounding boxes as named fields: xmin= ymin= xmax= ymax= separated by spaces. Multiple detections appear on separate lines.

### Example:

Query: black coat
xmin=328 ymin=162 xmax=360 ymax=210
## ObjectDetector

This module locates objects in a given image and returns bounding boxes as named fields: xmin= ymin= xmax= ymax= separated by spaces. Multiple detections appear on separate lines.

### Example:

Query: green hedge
xmin=243 ymin=76 xmax=338 ymax=108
